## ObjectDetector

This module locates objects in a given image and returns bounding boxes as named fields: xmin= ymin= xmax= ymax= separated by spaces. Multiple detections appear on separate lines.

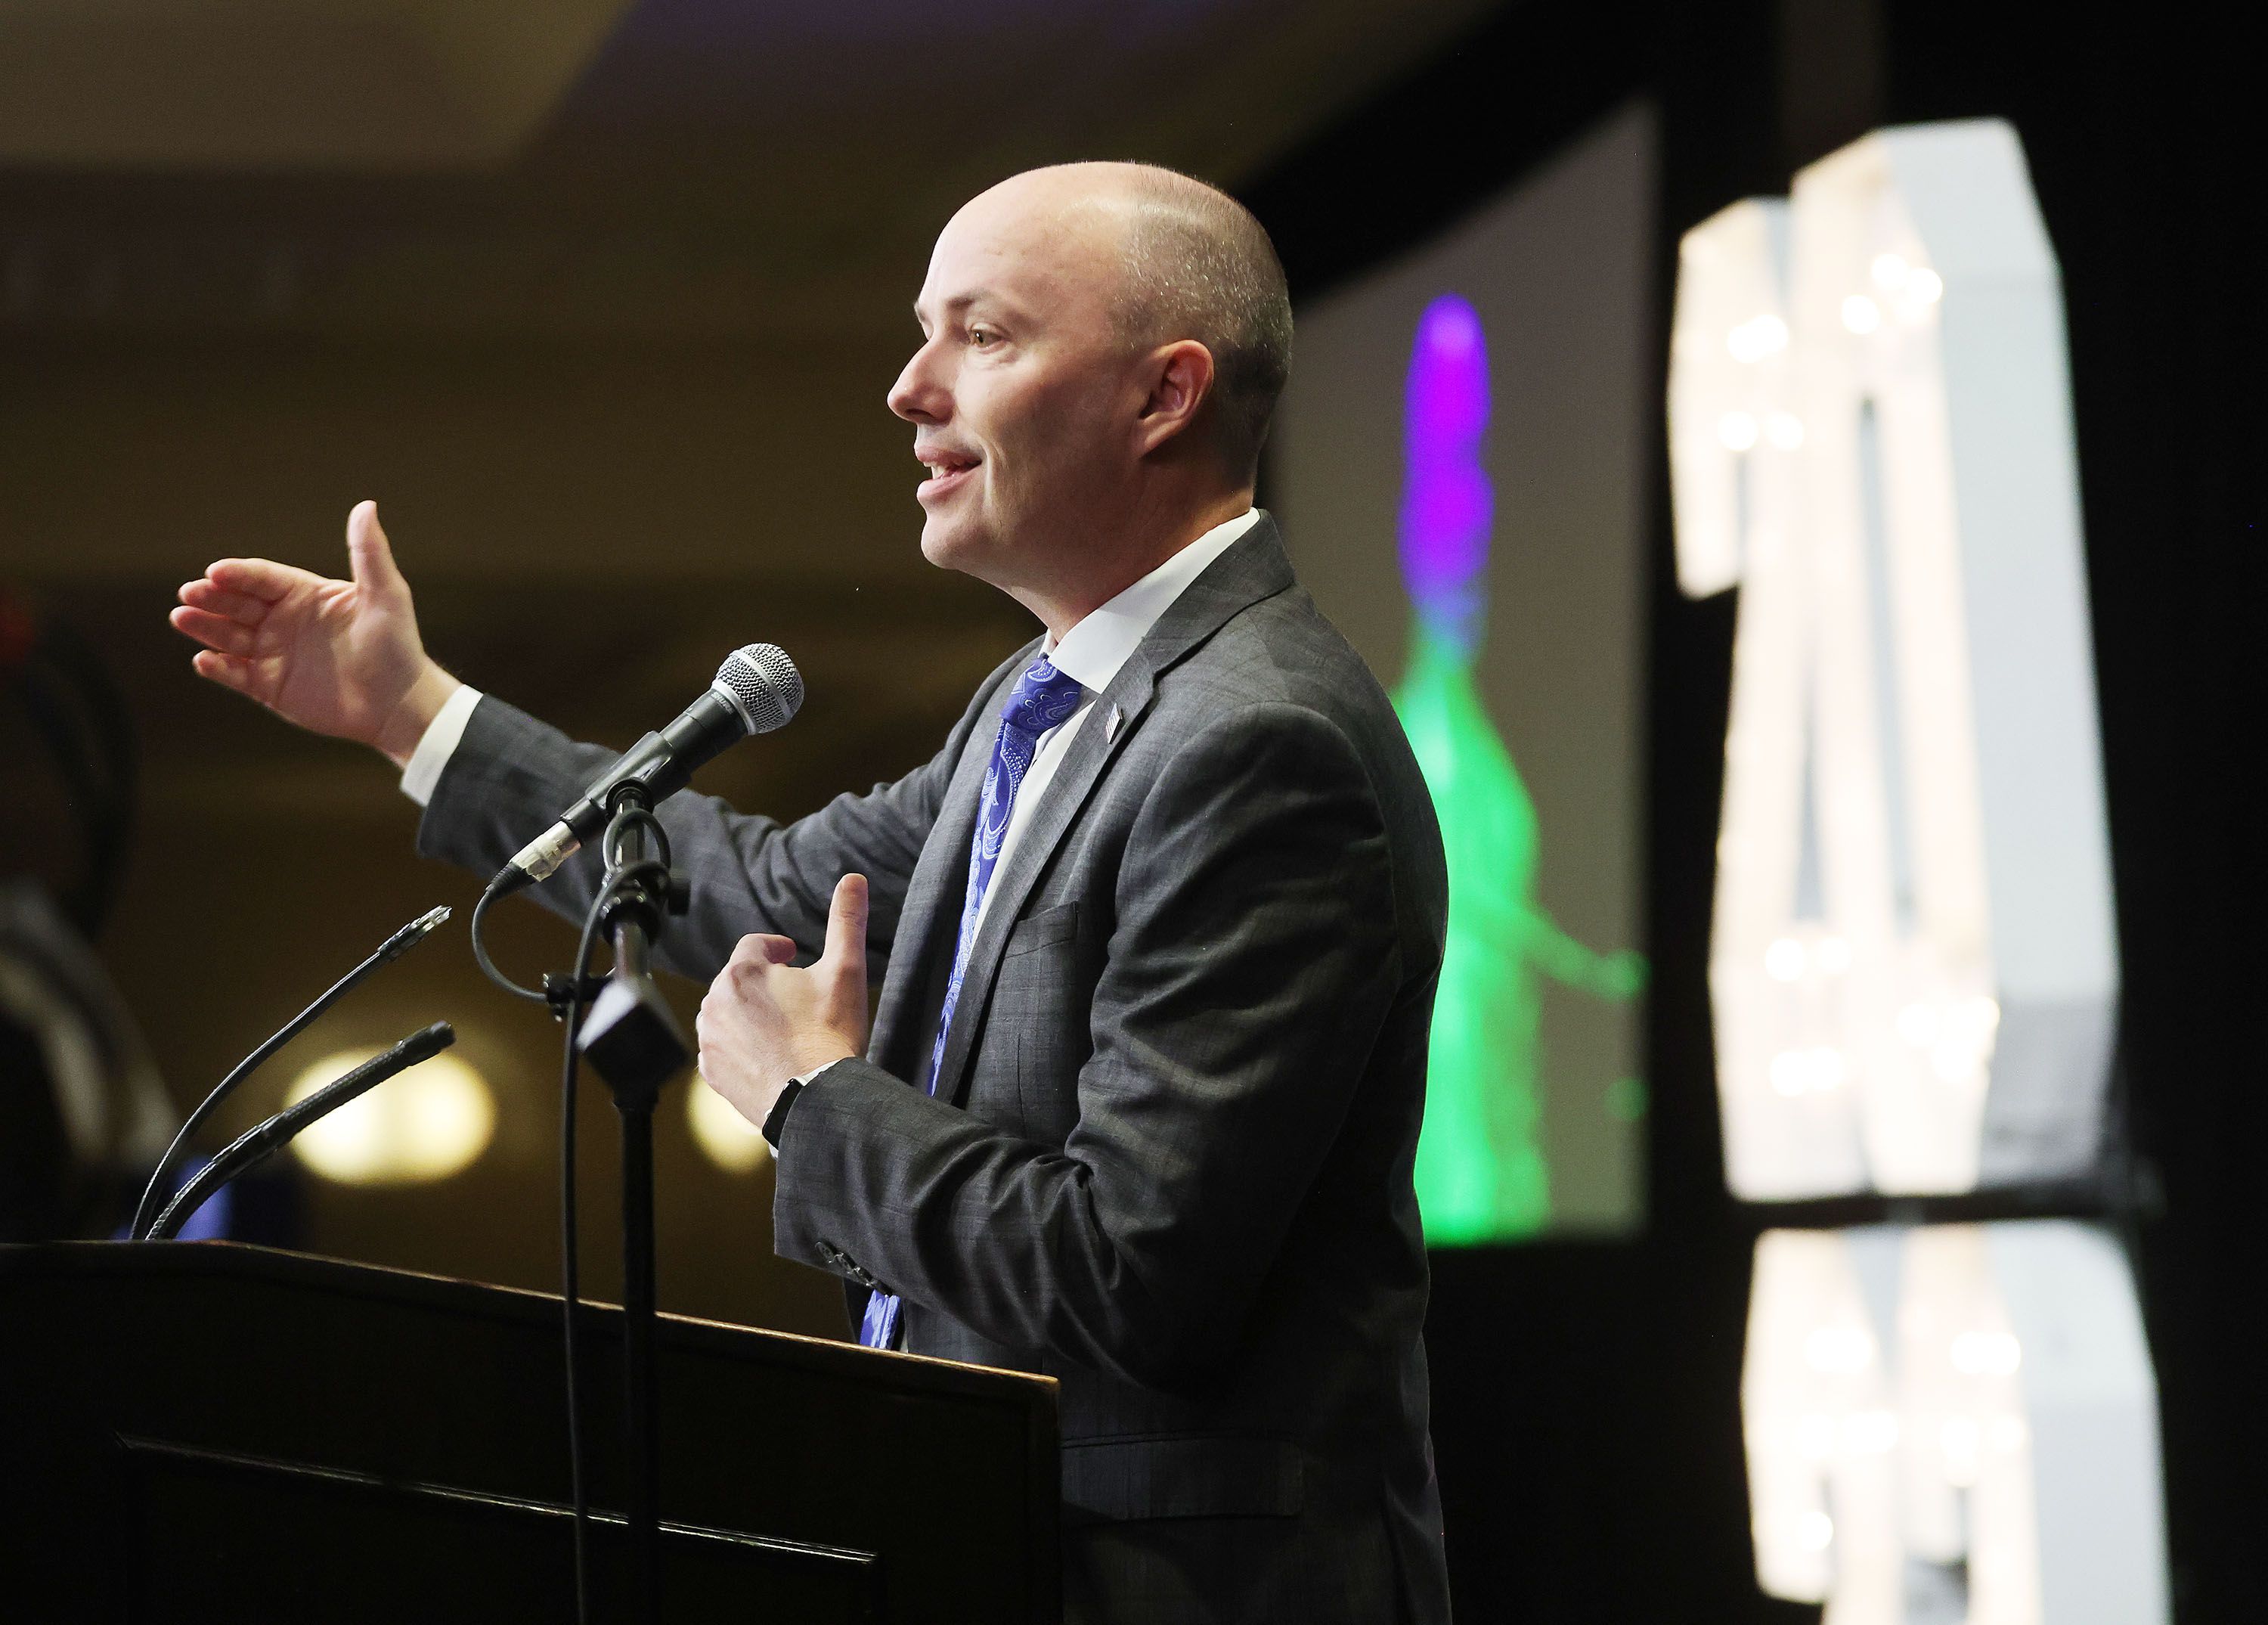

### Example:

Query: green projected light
xmin=1393 ymin=294 xmax=1646 ymax=1243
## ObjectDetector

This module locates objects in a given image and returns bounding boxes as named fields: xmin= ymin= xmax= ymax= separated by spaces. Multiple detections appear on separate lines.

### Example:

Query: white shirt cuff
xmin=399 ymin=684 xmax=485 ymax=808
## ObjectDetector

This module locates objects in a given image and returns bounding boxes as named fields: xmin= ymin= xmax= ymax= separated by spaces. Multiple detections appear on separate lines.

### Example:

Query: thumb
xmin=821 ymin=873 xmax=869 ymax=971
xmin=345 ymin=500 xmax=408 ymax=601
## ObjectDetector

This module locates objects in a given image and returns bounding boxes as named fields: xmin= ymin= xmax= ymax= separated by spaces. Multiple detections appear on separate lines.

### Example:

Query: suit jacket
xmin=418 ymin=515 xmax=1452 ymax=1623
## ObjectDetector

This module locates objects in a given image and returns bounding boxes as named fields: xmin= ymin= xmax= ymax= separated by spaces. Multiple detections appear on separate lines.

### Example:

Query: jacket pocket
xmin=1061 ymin=1434 xmax=1305 ymax=1522
xmin=1002 ymin=900 xmax=1080 ymax=958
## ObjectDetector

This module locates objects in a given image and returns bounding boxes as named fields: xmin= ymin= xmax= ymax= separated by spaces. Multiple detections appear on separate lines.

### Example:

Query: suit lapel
xmin=927 ymin=515 xmax=1297 ymax=1107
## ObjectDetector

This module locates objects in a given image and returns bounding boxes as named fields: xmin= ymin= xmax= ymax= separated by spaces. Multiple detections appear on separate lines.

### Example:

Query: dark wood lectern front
xmin=0 ymin=1242 xmax=1058 ymax=1623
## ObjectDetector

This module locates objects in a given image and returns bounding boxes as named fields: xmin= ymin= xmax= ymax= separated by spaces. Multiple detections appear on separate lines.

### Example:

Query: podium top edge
xmin=0 ymin=1240 xmax=1058 ymax=1406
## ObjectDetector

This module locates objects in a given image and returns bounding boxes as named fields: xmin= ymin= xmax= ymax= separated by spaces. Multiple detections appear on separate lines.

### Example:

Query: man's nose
xmin=888 ymin=347 xmax=950 ymax=424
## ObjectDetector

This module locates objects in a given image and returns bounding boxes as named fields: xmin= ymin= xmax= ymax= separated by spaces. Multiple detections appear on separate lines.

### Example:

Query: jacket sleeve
xmin=770 ymin=702 xmax=1402 ymax=1388
xmin=415 ymin=687 xmax=988 ymax=985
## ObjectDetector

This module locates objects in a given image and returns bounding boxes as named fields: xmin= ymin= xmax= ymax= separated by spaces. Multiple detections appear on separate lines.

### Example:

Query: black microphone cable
xmin=130 ymin=904 xmax=452 ymax=1240
xmin=146 ymin=1022 xmax=457 ymax=1242
xmin=472 ymin=866 xmax=550 ymax=1006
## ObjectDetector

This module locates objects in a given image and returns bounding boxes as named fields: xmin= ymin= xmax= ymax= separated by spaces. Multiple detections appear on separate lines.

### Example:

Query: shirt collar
xmin=1046 ymin=508 xmax=1260 ymax=694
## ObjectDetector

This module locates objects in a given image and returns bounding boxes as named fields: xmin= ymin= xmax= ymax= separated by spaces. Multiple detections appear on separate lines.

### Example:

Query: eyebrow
xmin=914 ymin=289 xmax=1021 ymax=326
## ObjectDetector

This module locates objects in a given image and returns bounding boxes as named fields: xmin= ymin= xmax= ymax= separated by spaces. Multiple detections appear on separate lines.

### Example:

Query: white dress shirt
xmin=401 ymin=511 xmax=1265 ymax=921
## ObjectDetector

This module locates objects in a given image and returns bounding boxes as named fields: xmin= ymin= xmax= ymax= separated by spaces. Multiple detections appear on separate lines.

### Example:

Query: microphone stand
xmin=571 ymin=786 xmax=691 ymax=1625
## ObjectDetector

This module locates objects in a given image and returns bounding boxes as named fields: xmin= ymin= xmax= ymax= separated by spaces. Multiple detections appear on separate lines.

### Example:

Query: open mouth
xmin=916 ymin=448 xmax=981 ymax=501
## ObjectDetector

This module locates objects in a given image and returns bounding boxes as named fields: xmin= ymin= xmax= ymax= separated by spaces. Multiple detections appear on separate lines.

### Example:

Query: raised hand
xmin=170 ymin=501 xmax=460 ymax=765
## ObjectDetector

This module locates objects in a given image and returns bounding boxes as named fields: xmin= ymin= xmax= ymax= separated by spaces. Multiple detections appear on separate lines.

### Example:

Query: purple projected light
xmin=1399 ymin=293 xmax=1492 ymax=643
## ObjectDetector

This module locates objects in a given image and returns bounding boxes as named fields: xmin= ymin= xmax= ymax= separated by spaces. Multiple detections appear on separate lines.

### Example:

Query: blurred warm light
xmin=688 ymin=1074 xmax=769 ymax=1171
xmin=1725 ymin=312 xmax=1789 ymax=363
xmin=1802 ymin=1325 xmax=1873 ymax=1374
xmin=1844 ymin=1409 xmax=1899 ymax=1453
xmin=287 ymin=1047 xmax=494 ymax=1185
xmin=1951 ymin=1329 xmax=2024 ymax=1375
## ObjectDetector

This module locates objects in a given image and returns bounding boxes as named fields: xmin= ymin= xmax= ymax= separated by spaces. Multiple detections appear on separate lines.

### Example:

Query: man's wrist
xmin=376 ymin=662 xmax=465 ymax=770
xmin=398 ymin=682 xmax=484 ymax=807
xmin=764 ymin=1058 xmax=847 ymax=1151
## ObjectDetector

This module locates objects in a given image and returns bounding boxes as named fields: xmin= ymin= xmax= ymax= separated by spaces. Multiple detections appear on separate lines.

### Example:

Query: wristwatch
xmin=763 ymin=1060 xmax=841 ymax=1152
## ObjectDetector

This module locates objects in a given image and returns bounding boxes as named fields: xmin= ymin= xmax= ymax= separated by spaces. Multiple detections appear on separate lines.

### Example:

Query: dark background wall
xmin=3 ymin=2 xmax=2253 ymax=1618
xmin=1246 ymin=1 xmax=2259 ymax=1617
xmin=0 ymin=0 xmax=1507 ymax=1333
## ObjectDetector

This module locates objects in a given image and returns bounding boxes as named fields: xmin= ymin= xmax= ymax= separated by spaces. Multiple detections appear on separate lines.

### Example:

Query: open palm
xmin=171 ymin=501 xmax=456 ymax=762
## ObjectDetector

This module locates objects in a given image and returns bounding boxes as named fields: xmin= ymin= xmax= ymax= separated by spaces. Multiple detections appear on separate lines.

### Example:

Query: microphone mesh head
xmin=714 ymin=643 xmax=803 ymax=734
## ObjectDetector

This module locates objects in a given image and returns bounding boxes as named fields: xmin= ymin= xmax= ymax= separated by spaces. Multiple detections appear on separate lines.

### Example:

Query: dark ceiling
xmin=0 ymin=0 xmax=1502 ymax=341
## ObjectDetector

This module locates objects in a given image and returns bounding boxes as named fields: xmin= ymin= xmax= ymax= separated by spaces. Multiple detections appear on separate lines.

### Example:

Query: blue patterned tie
xmin=860 ymin=652 xmax=1086 ymax=1350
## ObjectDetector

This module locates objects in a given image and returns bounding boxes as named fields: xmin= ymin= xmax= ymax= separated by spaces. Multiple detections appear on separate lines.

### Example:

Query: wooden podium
xmin=0 ymin=1242 xmax=1059 ymax=1623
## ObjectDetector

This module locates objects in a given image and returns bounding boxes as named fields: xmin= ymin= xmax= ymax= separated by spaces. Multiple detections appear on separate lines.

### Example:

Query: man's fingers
xmin=169 ymin=606 xmax=259 ymax=656
xmin=206 ymin=557 xmax=321 ymax=603
xmin=191 ymin=650 xmax=265 ymax=696
xmin=730 ymin=933 xmax=800 ymax=969
xmin=177 ymin=579 xmax=268 ymax=625
xmin=821 ymin=873 xmax=870 ymax=967
xmin=345 ymin=501 xmax=407 ymax=600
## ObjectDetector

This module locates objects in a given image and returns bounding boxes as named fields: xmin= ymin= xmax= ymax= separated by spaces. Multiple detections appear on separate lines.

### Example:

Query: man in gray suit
xmin=172 ymin=163 xmax=1451 ymax=1623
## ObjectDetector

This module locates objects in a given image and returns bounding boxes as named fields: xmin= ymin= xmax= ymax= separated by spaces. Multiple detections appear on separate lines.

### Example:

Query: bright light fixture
xmin=287 ymin=1046 xmax=493 ymax=1185
xmin=687 ymin=1073 xmax=769 ymax=1171
xmin=1727 ymin=312 xmax=1790 ymax=363
xmin=1951 ymin=1329 xmax=2024 ymax=1375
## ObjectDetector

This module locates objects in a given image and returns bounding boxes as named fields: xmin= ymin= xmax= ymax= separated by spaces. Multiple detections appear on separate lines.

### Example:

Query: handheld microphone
xmin=146 ymin=1021 xmax=457 ymax=1242
xmin=499 ymin=643 xmax=803 ymax=891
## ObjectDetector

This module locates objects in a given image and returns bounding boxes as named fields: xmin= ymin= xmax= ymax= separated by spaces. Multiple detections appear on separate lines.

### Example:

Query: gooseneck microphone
xmin=129 ymin=904 xmax=453 ymax=1240
xmin=146 ymin=1022 xmax=457 ymax=1242
xmin=497 ymin=643 xmax=804 ymax=892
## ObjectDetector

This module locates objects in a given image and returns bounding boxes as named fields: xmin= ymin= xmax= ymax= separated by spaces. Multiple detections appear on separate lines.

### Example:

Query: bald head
xmin=892 ymin=163 xmax=1288 ymax=630
xmin=977 ymin=162 xmax=1294 ymax=480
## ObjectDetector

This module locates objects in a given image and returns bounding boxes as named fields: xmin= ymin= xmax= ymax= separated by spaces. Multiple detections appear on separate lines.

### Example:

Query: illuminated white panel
xmin=1672 ymin=119 xmax=2118 ymax=1197
xmin=1671 ymin=199 xmax=1868 ymax=1199
xmin=1742 ymin=1229 xmax=1903 ymax=1618
xmin=1668 ymin=198 xmax=1792 ymax=597
xmin=1743 ymin=1223 xmax=2167 ymax=1623
xmin=1984 ymin=1223 xmax=2170 ymax=1623
xmin=1895 ymin=1226 xmax=2040 ymax=1623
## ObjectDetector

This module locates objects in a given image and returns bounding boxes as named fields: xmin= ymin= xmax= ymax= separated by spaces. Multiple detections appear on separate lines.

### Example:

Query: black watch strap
xmin=761 ymin=1077 xmax=806 ymax=1151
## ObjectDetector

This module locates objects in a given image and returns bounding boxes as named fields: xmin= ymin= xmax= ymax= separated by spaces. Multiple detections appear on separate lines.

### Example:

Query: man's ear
xmin=1133 ymin=340 xmax=1216 ymax=457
